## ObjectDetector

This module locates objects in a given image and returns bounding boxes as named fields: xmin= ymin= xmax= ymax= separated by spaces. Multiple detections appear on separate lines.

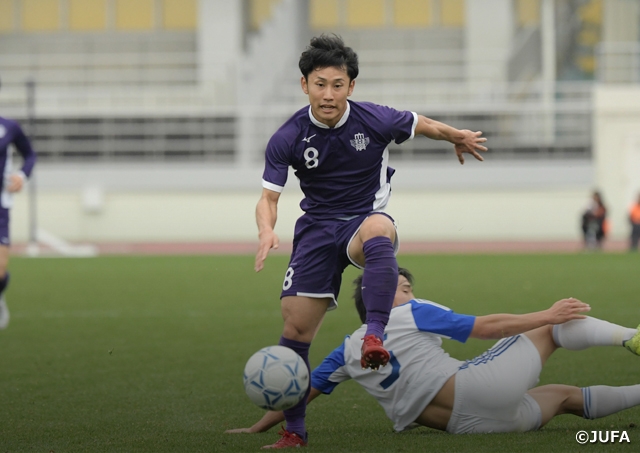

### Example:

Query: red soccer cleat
xmin=261 ymin=428 xmax=307 ymax=449
xmin=360 ymin=335 xmax=390 ymax=370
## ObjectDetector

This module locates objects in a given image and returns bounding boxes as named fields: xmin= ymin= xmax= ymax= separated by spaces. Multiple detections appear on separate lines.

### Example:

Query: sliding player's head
xmin=353 ymin=268 xmax=415 ymax=324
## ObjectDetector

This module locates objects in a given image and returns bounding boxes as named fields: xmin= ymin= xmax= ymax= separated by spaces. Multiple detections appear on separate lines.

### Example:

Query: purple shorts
xmin=0 ymin=208 xmax=9 ymax=246
xmin=280 ymin=212 xmax=398 ymax=310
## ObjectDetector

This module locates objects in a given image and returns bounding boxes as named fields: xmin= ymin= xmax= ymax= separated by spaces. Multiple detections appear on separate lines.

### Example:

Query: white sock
xmin=552 ymin=317 xmax=637 ymax=350
xmin=582 ymin=385 xmax=640 ymax=419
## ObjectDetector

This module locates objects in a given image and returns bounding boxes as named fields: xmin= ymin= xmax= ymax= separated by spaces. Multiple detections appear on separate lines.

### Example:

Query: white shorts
xmin=446 ymin=334 xmax=543 ymax=434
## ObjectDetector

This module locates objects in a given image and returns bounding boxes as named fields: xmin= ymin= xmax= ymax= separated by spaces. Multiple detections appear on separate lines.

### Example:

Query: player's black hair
xmin=353 ymin=267 xmax=414 ymax=324
xmin=298 ymin=34 xmax=359 ymax=81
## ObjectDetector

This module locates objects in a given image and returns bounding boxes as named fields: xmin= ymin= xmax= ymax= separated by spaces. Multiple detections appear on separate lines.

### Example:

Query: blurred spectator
xmin=581 ymin=191 xmax=608 ymax=250
xmin=629 ymin=194 xmax=640 ymax=252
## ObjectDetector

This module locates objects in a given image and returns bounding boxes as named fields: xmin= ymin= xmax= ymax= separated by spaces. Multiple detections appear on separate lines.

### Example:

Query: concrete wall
xmin=10 ymin=174 xmax=594 ymax=244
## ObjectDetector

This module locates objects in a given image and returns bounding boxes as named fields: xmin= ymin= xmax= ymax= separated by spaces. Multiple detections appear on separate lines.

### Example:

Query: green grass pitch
xmin=1 ymin=253 xmax=639 ymax=452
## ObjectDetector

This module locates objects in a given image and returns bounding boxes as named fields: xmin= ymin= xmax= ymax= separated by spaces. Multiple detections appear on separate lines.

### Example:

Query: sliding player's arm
xmin=470 ymin=298 xmax=590 ymax=340
xmin=225 ymin=388 xmax=322 ymax=434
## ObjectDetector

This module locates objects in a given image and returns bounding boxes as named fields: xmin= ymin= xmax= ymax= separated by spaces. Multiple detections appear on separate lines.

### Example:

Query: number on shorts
xmin=283 ymin=267 xmax=294 ymax=290
xmin=304 ymin=147 xmax=319 ymax=169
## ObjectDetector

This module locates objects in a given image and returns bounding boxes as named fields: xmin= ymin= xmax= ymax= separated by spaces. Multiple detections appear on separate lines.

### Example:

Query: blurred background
xmin=0 ymin=0 xmax=639 ymax=252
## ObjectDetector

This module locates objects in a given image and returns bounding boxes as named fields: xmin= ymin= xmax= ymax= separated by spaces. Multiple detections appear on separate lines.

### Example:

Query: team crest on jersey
xmin=350 ymin=132 xmax=370 ymax=151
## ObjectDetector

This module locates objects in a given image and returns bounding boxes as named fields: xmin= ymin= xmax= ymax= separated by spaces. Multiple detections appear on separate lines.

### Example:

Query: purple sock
xmin=279 ymin=336 xmax=310 ymax=441
xmin=362 ymin=237 xmax=397 ymax=340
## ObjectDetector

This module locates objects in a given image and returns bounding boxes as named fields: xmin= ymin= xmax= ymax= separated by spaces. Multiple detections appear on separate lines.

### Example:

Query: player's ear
xmin=301 ymin=76 xmax=309 ymax=95
xmin=347 ymin=79 xmax=355 ymax=96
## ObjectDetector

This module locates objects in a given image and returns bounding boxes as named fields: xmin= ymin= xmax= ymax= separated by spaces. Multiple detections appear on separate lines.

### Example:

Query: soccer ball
xmin=243 ymin=345 xmax=309 ymax=411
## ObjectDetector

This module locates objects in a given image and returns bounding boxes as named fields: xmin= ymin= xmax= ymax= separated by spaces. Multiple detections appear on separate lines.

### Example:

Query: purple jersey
xmin=0 ymin=117 xmax=37 ymax=185
xmin=262 ymin=101 xmax=417 ymax=219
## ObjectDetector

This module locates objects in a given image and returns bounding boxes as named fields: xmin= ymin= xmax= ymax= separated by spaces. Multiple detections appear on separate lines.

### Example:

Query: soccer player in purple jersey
xmin=0 ymin=85 xmax=37 ymax=329
xmin=254 ymin=35 xmax=487 ymax=448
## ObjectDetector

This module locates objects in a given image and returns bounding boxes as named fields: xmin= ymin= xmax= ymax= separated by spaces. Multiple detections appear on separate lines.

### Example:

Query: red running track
xmin=11 ymin=240 xmax=632 ymax=256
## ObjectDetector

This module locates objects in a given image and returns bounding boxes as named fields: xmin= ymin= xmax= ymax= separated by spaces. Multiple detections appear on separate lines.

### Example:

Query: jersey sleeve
xmin=376 ymin=105 xmax=418 ymax=145
xmin=409 ymin=300 xmax=475 ymax=343
xmin=10 ymin=121 xmax=37 ymax=177
xmin=261 ymin=133 xmax=291 ymax=193
xmin=310 ymin=338 xmax=351 ymax=394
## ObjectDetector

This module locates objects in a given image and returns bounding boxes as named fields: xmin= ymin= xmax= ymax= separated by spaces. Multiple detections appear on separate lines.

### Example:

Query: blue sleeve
xmin=410 ymin=301 xmax=476 ymax=343
xmin=10 ymin=121 xmax=37 ymax=177
xmin=311 ymin=338 xmax=350 ymax=394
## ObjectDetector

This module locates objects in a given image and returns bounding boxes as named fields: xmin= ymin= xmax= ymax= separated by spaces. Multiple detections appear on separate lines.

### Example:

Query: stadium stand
xmin=0 ymin=31 xmax=197 ymax=89
xmin=0 ymin=0 xmax=632 ymax=165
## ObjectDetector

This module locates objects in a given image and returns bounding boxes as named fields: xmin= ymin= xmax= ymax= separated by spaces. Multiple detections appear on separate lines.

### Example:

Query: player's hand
xmin=454 ymin=130 xmax=487 ymax=164
xmin=547 ymin=297 xmax=591 ymax=324
xmin=225 ymin=427 xmax=255 ymax=434
xmin=6 ymin=173 xmax=24 ymax=193
xmin=255 ymin=229 xmax=279 ymax=272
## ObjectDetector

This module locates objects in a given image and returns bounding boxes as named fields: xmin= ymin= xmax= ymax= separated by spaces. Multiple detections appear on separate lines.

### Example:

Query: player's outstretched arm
xmin=255 ymin=188 xmax=281 ymax=272
xmin=225 ymin=388 xmax=322 ymax=433
xmin=414 ymin=115 xmax=487 ymax=164
xmin=470 ymin=298 xmax=591 ymax=340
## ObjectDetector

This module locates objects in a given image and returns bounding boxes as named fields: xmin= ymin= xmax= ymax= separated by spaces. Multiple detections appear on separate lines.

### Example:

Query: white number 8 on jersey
xmin=303 ymin=147 xmax=319 ymax=169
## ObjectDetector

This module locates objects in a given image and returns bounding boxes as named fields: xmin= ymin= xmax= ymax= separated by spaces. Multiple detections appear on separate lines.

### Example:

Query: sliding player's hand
xmin=454 ymin=130 xmax=487 ymax=164
xmin=255 ymin=229 xmax=279 ymax=272
xmin=225 ymin=427 xmax=255 ymax=434
xmin=547 ymin=298 xmax=591 ymax=324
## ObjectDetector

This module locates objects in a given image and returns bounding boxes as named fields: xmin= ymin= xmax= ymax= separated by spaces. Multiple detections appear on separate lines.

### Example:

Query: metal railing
xmin=11 ymin=115 xmax=236 ymax=163
xmin=1 ymin=81 xmax=592 ymax=164
xmin=597 ymin=42 xmax=640 ymax=84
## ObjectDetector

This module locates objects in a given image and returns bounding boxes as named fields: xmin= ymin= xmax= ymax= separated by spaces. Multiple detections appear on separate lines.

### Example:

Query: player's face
xmin=301 ymin=66 xmax=355 ymax=128
xmin=393 ymin=275 xmax=414 ymax=307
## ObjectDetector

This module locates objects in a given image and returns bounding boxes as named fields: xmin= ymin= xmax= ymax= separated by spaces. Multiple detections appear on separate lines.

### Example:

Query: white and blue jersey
xmin=311 ymin=299 xmax=475 ymax=432
xmin=262 ymin=100 xmax=418 ymax=219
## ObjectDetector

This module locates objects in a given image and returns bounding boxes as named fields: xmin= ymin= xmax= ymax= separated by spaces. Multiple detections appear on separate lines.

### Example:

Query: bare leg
xmin=524 ymin=325 xmax=557 ymax=366
xmin=281 ymin=296 xmax=331 ymax=343
xmin=0 ymin=245 xmax=9 ymax=278
xmin=528 ymin=385 xmax=584 ymax=427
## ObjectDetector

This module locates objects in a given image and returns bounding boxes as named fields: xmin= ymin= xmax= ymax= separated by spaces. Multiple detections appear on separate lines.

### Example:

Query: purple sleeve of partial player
xmin=11 ymin=122 xmax=37 ymax=177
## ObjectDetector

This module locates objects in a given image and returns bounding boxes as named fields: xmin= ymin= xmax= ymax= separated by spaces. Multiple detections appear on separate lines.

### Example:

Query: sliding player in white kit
xmin=228 ymin=268 xmax=640 ymax=436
